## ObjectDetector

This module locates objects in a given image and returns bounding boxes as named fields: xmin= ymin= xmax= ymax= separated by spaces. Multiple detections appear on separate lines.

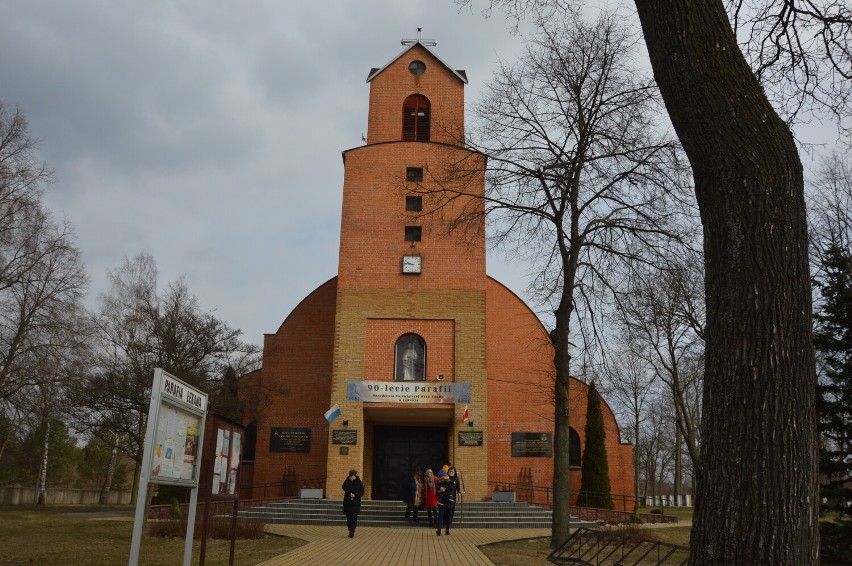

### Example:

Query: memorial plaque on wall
xmin=332 ymin=429 xmax=358 ymax=445
xmin=269 ymin=427 xmax=311 ymax=452
xmin=458 ymin=431 xmax=484 ymax=446
xmin=511 ymin=432 xmax=552 ymax=457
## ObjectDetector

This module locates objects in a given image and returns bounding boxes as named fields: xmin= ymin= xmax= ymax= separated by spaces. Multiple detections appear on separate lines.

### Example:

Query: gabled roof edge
xmin=366 ymin=42 xmax=468 ymax=84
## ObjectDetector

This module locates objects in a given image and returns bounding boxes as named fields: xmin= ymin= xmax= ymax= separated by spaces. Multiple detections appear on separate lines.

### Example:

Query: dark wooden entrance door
xmin=372 ymin=426 xmax=448 ymax=500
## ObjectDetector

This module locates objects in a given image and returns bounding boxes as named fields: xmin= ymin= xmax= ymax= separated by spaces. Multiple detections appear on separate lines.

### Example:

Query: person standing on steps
xmin=435 ymin=469 xmax=457 ymax=536
xmin=422 ymin=468 xmax=438 ymax=527
xmin=404 ymin=469 xmax=422 ymax=522
xmin=342 ymin=469 xmax=364 ymax=538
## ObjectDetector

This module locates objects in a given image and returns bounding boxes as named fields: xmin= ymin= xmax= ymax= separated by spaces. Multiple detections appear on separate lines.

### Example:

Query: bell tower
xmin=327 ymin=33 xmax=489 ymax=500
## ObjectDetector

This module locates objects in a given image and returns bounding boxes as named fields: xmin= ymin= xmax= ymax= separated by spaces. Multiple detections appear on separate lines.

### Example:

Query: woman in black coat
xmin=342 ymin=469 xmax=364 ymax=538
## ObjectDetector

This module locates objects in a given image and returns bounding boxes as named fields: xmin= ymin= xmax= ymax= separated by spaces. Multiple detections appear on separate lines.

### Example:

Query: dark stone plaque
xmin=458 ymin=430 xmax=483 ymax=446
xmin=269 ymin=427 xmax=311 ymax=453
xmin=511 ymin=432 xmax=552 ymax=457
xmin=332 ymin=429 xmax=358 ymax=445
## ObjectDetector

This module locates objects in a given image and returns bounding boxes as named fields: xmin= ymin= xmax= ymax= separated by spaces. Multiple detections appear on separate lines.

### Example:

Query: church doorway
xmin=372 ymin=425 xmax=448 ymax=500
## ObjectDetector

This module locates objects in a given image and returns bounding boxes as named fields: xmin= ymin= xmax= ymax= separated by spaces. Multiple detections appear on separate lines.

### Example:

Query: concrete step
xmin=237 ymin=499 xmax=598 ymax=529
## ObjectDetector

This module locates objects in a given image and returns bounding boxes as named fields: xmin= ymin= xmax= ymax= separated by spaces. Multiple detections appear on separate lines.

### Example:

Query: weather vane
xmin=401 ymin=28 xmax=437 ymax=47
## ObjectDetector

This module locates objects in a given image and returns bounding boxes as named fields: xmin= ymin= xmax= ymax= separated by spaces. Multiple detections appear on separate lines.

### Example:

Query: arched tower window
xmin=570 ymin=427 xmax=581 ymax=467
xmin=394 ymin=333 xmax=426 ymax=381
xmin=402 ymin=94 xmax=430 ymax=142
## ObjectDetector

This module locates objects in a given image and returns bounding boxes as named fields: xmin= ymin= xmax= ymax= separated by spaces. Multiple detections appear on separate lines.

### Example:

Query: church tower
xmin=327 ymin=33 xmax=488 ymax=499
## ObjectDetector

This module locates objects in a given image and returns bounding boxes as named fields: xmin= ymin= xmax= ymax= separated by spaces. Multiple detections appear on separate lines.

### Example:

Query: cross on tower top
xmin=401 ymin=27 xmax=437 ymax=47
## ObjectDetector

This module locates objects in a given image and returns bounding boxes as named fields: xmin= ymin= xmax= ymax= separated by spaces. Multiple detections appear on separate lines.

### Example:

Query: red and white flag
xmin=462 ymin=404 xmax=470 ymax=422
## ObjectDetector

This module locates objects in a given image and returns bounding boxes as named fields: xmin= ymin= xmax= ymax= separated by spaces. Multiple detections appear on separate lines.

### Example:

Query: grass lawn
xmin=0 ymin=506 xmax=305 ymax=565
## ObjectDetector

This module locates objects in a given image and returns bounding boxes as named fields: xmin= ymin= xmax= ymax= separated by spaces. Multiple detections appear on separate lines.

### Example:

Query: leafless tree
xmin=459 ymin=0 xmax=850 ymax=560
xmin=0 ymin=102 xmax=89 ymax=476
xmin=637 ymin=395 xmax=675 ymax=501
xmin=601 ymin=345 xmax=658 ymax=505
xmin=422 ymin=11 xmax=693 ymax=545
xmin=808 ymin=149 xmax=852 ymax=268
xmin=71 ymin=253 xmax=257 ymax=502
xmin=617 ymin=255 xmax=705 ymax=495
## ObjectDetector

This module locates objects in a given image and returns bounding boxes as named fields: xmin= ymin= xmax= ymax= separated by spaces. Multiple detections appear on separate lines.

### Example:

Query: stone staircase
xmin=239 ymin=498 xmax=597 ymax=529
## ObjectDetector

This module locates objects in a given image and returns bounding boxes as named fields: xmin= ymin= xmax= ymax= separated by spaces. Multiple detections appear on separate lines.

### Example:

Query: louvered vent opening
xmin=402 ymin=94 xmax=430 ymax=142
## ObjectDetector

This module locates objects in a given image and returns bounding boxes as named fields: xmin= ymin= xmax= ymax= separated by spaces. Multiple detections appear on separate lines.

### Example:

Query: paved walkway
xmin=259 ymin=525 xmax=550 ymax=565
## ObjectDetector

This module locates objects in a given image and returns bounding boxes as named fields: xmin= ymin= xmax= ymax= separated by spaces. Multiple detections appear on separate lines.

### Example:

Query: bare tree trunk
xmin=633 ymin=413 xmax=640 ymax=506
xmin=550 ymin=294 xmax=573 ymax=547
xmin=634 ymin=2 xmax=819 ymax=563
xmin=37 ymin=419 xmax=50 ymax=506
xmin=673 ymin=426 xmax=681 ymax=500
xmin=100 ymin=432 xmax=118 ymax=505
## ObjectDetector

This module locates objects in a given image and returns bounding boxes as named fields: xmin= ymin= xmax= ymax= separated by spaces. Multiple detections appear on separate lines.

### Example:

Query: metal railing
xmin=548 ymin=528 xmax=689 ymax=565
xmin=488 ymin=481 xmax=679 ymax=525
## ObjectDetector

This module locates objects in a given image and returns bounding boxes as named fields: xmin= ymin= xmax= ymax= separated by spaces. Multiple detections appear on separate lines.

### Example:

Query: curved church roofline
xmin=340 ymin=139 xmax=485 ymax=164
xmin=270 ymin=274 xmax=629 ymax=445
xmin=487 ymin=274 xmax=630 ymax=445
xmin=268 ymin=275 xmax=338 ymax=336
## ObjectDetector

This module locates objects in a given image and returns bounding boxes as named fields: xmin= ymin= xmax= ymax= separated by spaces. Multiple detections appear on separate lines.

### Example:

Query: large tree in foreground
xmin=460 ymin=0 xmax=850 ymax=561
xmin=423 ymin=11 xmax=692 ymax=545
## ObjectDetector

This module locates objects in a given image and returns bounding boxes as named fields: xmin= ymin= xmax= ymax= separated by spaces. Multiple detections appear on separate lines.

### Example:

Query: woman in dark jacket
xmin=342 ymin=469 xmax=364 ymax=538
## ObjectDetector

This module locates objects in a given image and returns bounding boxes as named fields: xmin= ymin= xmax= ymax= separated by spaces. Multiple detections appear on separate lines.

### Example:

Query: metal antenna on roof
xmin=401 ymin=27 xmax=437 ymax=47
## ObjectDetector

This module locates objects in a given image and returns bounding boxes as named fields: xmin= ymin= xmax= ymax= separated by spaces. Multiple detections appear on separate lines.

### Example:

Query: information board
xmin=151 ymin=404 xmax=202 ymax=482
xmin=332 ymin=429 xmax=358 ymax=445
xmin=269 ymin=427 xmax=311 ymax=452
xmin=511 ymin=432 xmax=553 ymax=457
xmin=146 ymin=370 xmax=208 ymax=486
xmin=210 ymin=420 xmax=243 ymax=497
xmin=458 ymin=431 xmax=484 ymax=446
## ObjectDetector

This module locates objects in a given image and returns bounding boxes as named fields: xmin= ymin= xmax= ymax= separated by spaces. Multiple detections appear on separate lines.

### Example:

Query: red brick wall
xmin=244 ymin=278 xmax=337 ymax=491
xmin=486 ymin=278 xmax=634 ymax=501
xmin=367 ymin=44 xmax=465 ymax=145
xmin=338 ymin=143 xmax=486 ymax=291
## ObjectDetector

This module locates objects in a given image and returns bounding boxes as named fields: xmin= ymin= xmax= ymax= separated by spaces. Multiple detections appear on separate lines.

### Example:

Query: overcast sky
xmin=0 ymin=1 xmax=543 ymax=343
xmin=0 ymin=1 xmax=839 ymax=346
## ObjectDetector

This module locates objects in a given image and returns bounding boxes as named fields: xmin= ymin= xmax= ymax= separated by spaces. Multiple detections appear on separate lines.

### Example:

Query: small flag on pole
xmin=462 ymin=404 xmax=470 ymax=423
xmin=324 ymin=404 xmax=341 ymax=423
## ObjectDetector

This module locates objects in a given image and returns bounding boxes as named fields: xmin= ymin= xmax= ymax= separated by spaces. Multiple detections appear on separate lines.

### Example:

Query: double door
xmin=372 ymin=426 xmax=448 ymax=500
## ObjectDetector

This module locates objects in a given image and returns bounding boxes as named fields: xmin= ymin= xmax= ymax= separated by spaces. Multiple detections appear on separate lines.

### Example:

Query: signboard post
xmin=129 ymin=369 xmax=208 ymax=566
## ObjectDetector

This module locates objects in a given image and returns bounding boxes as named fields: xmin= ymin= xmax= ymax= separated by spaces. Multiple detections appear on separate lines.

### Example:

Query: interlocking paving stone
xmin=258 ymin=524 xmax=551 ymax=566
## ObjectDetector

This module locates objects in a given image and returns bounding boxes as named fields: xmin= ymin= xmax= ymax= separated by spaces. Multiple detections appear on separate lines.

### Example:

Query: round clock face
xmin=402 ymin=255 xmax=422 ymax=273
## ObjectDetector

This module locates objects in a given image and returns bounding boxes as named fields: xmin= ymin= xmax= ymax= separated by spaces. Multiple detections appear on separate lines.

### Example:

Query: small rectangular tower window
xmin=406 ymin=167 xmax=423 ymax=182
xmin=405 ymin=226 xmax=422 ymax=242
xmin=406 ymin=196 xmax=422 ymax=211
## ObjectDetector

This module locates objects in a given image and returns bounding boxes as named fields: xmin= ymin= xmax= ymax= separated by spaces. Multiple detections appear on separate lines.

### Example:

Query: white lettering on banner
xmin=347 ymin=380 xmax=471 ymax=403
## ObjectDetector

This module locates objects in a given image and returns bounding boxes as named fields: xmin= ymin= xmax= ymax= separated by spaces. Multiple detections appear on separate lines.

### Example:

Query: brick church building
xmin=240 ymin=36 xmax=633 ymax=503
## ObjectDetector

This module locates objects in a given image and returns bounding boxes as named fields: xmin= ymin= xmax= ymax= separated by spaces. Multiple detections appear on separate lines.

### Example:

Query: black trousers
xmin=405 ymin=504 xmax=419 ymax=520
xmin=426 ymin=506 xmax=436 ymax=525
xmin=346 ymin=512 xmax=359 ymax=533
xmin=435 ymin=505 xmax=455 ymax=531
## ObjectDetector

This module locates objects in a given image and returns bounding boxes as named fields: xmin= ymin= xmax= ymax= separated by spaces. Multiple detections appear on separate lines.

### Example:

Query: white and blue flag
xmin=324 ymin=404 xmax=341 ymax=423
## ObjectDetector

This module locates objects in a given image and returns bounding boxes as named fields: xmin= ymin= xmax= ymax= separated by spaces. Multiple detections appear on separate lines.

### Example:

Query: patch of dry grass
xmin=0 ymin=506 xmax=305 ymax=565
xmin=480 ymin=526 xmax=693 ymax=566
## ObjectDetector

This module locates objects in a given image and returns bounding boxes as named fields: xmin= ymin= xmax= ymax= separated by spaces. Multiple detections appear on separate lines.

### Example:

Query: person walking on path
xmin=342 ymin=469 xmax=364 ymax=538
xmin=404 ymin=469 xmax=422 ymax=522
xmin=448 ymin=465 xmax=464 ymax=521
xmin=422 ymin=468 xmax=438 ymax=527
xmin=435 ymin=470 xmax=457 ymax=536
